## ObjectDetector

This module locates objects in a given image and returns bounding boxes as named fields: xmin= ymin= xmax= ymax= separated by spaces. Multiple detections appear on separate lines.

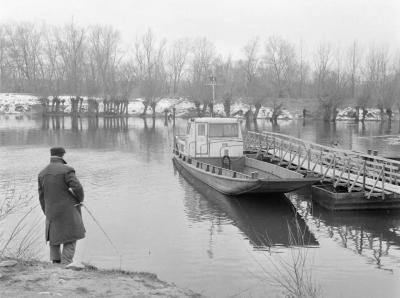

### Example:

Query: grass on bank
xmin=264 ymin=220 xmax=321 ymax=298
xmin=0 ymin=184 xmax=42 ymax=260
xmin=230 ymin=216 xmax=322 ymax=298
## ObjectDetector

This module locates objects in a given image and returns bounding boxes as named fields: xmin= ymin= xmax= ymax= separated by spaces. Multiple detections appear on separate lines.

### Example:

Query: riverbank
xmin=0 ymin=259 xmax=204 ymax=297
xmin=1 ymin=92 xmax=390 ymax=121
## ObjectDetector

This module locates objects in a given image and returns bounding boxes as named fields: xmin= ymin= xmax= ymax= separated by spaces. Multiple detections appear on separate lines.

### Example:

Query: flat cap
xmin=50 ymin=147 xmax=66 ymax=157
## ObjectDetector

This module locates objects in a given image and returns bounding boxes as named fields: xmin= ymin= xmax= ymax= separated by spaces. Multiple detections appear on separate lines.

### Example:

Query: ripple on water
xmin=1 ymin=117 xmax=400 ymax=298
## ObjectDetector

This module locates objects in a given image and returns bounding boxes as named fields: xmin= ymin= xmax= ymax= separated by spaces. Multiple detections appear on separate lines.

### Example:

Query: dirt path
xmin=0 ymin=260 xmax=204 ymax=297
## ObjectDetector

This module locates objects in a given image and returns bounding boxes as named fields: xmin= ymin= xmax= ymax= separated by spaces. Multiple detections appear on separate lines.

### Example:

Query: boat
xmin=175 ymin=165 xmax=319 ymax=248
xmin=173 ymin=117 xmax=320 ymax=195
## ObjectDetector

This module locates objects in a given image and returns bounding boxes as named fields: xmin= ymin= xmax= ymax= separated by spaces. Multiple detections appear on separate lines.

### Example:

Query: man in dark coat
xmin=38 ymin=147 xmax=85 ymax=265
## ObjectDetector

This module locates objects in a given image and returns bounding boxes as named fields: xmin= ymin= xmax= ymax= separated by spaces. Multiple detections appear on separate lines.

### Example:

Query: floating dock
xmin=245 ymin=131 xmax=400 ymax=211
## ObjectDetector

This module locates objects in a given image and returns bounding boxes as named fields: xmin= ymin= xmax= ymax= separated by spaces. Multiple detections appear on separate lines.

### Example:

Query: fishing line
xmin=75 ymin=203 xmax=122 ymax=270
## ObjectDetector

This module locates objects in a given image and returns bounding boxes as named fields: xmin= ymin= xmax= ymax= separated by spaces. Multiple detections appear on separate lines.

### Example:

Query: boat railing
xmin=173 ymin=148 xmax=252 ymax=180
xmin=245 ymin=130 xmax=400 ymax=196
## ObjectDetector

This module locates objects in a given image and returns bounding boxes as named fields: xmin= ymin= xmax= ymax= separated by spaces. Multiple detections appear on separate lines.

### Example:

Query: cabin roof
xmin=190 ymin=117 xmax=239 ymax=124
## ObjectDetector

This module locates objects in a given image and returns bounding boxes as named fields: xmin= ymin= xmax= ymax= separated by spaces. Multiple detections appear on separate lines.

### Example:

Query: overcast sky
xmin=1 ymin=0 xmax=399 ymax=59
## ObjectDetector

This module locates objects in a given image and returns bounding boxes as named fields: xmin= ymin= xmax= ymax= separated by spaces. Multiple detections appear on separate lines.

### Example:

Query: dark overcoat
xmin=38 ymin=157 xmax=85 ymax=245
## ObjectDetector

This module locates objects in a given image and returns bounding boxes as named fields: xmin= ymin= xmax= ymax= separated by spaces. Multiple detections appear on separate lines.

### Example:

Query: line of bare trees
xmin=0 ymin=21 xmax=399 ymax=121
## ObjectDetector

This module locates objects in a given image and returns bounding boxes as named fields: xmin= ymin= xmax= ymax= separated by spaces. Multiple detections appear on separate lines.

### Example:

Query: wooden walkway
xmin=245 ymin=131 xmax=400 ymax=198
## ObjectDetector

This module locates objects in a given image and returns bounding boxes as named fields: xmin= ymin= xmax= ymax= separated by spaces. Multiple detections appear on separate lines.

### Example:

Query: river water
xmin=1 ymin=115 xmax=400 ymax=297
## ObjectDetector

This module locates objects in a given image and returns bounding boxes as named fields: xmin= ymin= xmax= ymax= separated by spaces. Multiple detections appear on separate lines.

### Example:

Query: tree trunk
xmin=271 ymin=111 xmax=278 ymax=124
xmin=362 ymin=108 xmax=367 ymax=122
xmin=387 ymin=108 xmax=392 ymax=123
xmin=201 ymin=103 xmax=208 ymax=117
xmin=195 ymin=102 xmax=201 ymax=117
xmin=254 ymin=103 xmax=261 ymax=120
xmin=355 ymin=106 xmax=360 ymax=122
xmin=322 ymin=104 xmax=330 ymax=122
xmin=164 ymin=109 xmax=168 ymax=126
xmin=330 ymin=108 xmax=338 ymax=122
xmin=379 ymin=107 xmax=384 ymax=122
xmin=223 ymin=99 xmax=231 ymax=117
xmin=208 ymin=102 xmax=214 ymax=117
xmin=142 ymin=101 xmax=149 ymax=117
xmin=151 ymin=102 xmax=157 ymax=118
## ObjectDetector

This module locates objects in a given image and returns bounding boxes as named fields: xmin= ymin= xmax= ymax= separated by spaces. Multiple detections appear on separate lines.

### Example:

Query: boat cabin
xmin=175 ymin=118 xmax=243 ymax=158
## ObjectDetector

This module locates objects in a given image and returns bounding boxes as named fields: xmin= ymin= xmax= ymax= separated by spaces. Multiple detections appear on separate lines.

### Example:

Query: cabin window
xmin=209 ymin=123 xmax=239 ymax=137
xmin=197 ymin=123 xmax=206 ymax=136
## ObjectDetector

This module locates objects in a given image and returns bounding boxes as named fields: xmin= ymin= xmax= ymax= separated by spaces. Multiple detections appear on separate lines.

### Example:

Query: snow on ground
xmin=0 ymin=93 xmax=389 ymax=121
xmin=336 ymin=107 xmax=382 ymax=121
xmin=0 ymin=93 xmax=294 ymax=119
xmin=0 ymin=93 xmax=41 ymax=114
xmin=129 ymin=98 xmax=145 ymax=115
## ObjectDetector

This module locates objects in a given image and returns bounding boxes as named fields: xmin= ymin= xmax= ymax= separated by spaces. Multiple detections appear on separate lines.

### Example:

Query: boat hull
xmin=173 ymin=155 xmax=319 ymax=195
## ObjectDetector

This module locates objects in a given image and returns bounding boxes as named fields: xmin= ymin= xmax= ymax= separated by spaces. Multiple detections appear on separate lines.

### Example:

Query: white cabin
xmin=176 ymin=118 xmax=243 ymax=158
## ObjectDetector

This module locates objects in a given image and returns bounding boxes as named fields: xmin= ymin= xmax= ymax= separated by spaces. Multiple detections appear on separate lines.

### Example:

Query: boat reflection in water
xmin=174 ymin=161 xmax=318 ymax=251
xmin=291 ymin=191 xmax=400 ymax=270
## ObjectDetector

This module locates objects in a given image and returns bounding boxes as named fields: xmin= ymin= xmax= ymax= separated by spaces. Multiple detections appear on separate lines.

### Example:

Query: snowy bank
xmin=0 ymin=93 xmax=41 ymax=114
xmin=336 ymin=107 xmax=383 ymax=121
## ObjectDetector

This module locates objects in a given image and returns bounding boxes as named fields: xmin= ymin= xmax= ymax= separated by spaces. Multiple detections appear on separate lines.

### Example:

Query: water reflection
xmin=2 ymin=115 xmax=400 ymax=297
xmin=0 ymin=116 xmax=173 ymax=173
xmin=291 ymin=191 xmax=400 ymax=271
xmin=174 ymin=163 xmax=318 ymax=253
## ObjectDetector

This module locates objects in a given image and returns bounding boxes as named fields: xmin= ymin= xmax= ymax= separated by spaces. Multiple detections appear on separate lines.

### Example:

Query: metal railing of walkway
xmin=245 ymin=131 xmax=400 ymax=198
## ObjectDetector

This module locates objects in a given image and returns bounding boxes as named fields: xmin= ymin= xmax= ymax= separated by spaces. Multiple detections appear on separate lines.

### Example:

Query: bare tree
xmin=264 ymin=36 xmax=296 ymax=98
xmin=242 ymin=38 xmax=264 ymax=120
xmin=167 ymin=38 xmax=190 ymax=96
xmin=363 ymin=47 xmax=394 ymax=121
xmin=36 ymin=25 xmax=66 ymax=100
xmin=134 ymin=29 xmax=167 ymax=117
xmin=214 ymin=57 xmax=243 ymax=117
xmin=313 ymin=44 xmax=347 ymax=121
xmin=347 ymin=41 xmax=361 ymax=99
xmin=0 ymin=25 xmax=8 ymax=92
xmin=56 ymin=21 xmax=86 ymax=97
xmin=87 ymin=25 xmax=121 ymax=97
xmin=243 ymin=37 xmax=260 ymax=87
xmin=4 ymin=22 xmax=43 ymax=93
xmin=297 ymin=41 xmax=307 ymax=98
xmin=184 ymin=37 xmax=215 ymax=116
xmin=313 ymin=43 xmax=332 ymax=99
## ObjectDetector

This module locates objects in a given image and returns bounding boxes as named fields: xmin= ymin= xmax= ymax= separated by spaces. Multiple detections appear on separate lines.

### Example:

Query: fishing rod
xmin=75 ymin=203 xmax=120 ymax=256
xmin=73 ymin=201 xmax=122 ymax=269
